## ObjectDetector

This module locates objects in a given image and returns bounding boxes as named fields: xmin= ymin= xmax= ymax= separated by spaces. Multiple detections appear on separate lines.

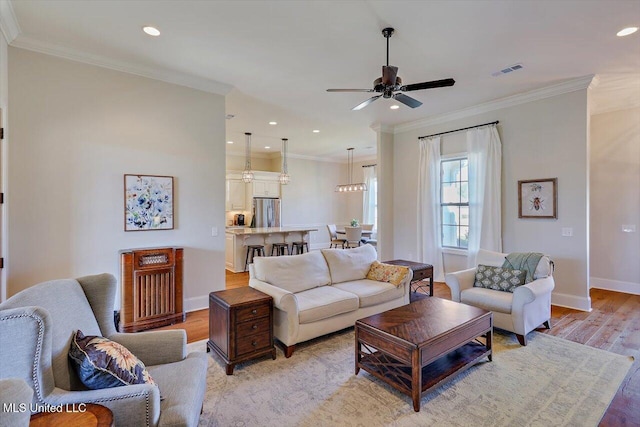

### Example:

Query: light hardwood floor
xmin=156 ymin=270 xmax=640 ymax=426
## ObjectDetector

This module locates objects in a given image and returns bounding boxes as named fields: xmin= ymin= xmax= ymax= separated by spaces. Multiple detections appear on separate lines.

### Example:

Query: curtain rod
xmin=362 ymin=164 xmax=377 ymax=168
xmin=418 ymin=120 xmax=499 ymax=140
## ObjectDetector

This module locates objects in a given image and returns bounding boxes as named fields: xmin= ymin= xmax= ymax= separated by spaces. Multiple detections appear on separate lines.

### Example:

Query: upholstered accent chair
xmin=0 ymin=274 xmax=208 ymax=427
xmin=444 ymin=249 xmax=554 ymax=346
xmin=0 ymin=378 xmax=33 ymax=426
xmin=326 ymin=224 xmax=346 ymax=248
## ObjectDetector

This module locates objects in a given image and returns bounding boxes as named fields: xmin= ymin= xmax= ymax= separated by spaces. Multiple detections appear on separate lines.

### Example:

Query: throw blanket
xmin=502 ymin=252 xmax=544 ymax=283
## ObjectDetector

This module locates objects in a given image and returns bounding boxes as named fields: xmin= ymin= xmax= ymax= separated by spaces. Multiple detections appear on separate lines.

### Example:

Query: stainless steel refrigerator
xmin=252 ymin=198 xmax=281 ymax=228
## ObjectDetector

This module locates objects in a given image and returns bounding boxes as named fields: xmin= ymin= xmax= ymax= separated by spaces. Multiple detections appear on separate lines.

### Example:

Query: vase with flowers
xmin=350 ymin=219 xmax=360 ymax=227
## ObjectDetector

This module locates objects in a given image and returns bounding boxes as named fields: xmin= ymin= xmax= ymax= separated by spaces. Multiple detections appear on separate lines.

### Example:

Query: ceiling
xmin=4 ymin=0 xmax=640 ymax=161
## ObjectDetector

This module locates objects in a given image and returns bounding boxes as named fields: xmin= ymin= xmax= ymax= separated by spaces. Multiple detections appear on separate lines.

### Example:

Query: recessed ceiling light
xmin=264 ymin=146 xmax=271 ymax=149
xmin=617 ymin=27 xmax=638 ymax=37
xmin=227 ymin=141 xmax=234 ymax=144
xmin=390 ymin=105 xmax=400 ymax=110
xmin=312 ymin=129 xmax=320 ymax=133
xmin=269 ymin=121 xmax=277 ymax=125
xmin=142 ymin=26 xmax=161 ymax=37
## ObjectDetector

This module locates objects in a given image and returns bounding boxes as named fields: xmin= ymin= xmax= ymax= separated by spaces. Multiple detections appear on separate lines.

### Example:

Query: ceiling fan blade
xmin=393 ymin=93 xmax=423 ymax=109
xmin=402 ymin=78 xmax=455 ymax=92
xmin=352 ymin=95 xmax=383 ymax=110
xmin=382 ymin=65 xmax=398 ymax=86
xmin=327 ymin=89 xmax=374 ymax=92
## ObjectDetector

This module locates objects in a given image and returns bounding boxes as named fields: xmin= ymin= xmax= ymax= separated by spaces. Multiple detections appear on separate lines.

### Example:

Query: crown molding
xmin=0 ymin=0 xmax=20 ymax=43
xmin=10 ymin=34 xmax=233 ymax=95
xmin=394 ymin=75 xmax=596 ymax=134
xmin=370 ymin=123 xmax=394 ymax=133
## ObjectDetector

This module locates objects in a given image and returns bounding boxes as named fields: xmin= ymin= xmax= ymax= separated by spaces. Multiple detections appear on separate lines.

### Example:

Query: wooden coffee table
xmin=355 ymin=298 xmax=492 ymax=412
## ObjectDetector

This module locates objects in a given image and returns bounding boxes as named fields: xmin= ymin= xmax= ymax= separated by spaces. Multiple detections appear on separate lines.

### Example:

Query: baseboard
xmin=184 ymin=295 xmax=209 ymax=313
xmin=590 ymin=277 xmax=640 ymax=295
xmin=551 ymin=292 xmax=592 ymax=312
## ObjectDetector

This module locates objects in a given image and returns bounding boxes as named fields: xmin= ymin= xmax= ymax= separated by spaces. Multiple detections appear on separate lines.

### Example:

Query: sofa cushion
xmin=253 ymin=251 xmax=331 ymax=293
xmin=461 ymin=287 xmax=513 ymax=314
xmin=474 ymin=264 xmax=526 ymax=293
xmin=295 ymin=287 xmax=359 ymax=324
xmin=68 ymin=330 xmax=157 ymax=390
xmin=366 ymin=261 xmax=410 ymax=287
xmin=333 ymin=279 xmax=404 ymax=308
xmin=321 ymin=244 xmax=377 ymax=284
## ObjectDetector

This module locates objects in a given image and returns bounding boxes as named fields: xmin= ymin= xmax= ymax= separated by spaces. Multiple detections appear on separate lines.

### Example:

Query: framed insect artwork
xmin=518 ymin=178 xmax=557 ymax=219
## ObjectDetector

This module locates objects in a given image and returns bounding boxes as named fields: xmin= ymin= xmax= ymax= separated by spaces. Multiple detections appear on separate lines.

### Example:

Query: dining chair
xmin=344 ymin=226 xmax=362 ymax=248
xmin=327 ymin=224 xmax=346 ymax=248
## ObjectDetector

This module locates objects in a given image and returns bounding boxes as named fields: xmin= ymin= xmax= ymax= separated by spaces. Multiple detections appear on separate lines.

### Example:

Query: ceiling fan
xmin=327 ymin=27 xmax=455 ymax=110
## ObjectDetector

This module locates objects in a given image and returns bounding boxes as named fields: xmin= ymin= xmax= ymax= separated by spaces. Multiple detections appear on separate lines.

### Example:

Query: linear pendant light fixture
xmin=335 ymin=147 xmax=367 ymax=192
xmin=241 ymin=132 xmax=254 ymax=183
xmin=279 ymin=138 xmax=290 ymax=185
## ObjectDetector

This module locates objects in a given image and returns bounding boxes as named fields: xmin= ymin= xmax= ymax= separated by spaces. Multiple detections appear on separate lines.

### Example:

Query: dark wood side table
xmin=383 ymin=259 xmax=434 ymax=297
xmin=207 ymin=287 xmax=276 ymax=375
xmin=30 ymin=403 xmax=113 ymax=427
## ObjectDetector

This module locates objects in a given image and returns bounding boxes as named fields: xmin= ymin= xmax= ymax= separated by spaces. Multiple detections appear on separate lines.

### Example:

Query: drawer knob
xmin=252 ymin=324 xmax=258 ymax=329
xmin=252 ymin=341 xmax=257 ymax=346
xmin=251 ymin=309 xmax=257 ymax=314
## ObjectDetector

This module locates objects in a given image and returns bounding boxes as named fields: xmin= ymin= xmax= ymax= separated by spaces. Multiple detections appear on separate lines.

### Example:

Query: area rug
xmin=189 ymin=329 xmax=633 ymax=427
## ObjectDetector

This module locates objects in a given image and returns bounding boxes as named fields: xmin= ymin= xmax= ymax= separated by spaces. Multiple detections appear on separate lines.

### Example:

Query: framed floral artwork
xmin=518 ymin=178 xmax=557 ymax=219
xmin=124 ymin=174 xmax=174 ymax=231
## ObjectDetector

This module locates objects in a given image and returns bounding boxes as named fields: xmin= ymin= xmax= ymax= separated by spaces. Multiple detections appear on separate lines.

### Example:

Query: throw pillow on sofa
xmin=366 ymin=261 xmax=410 ymax=286
xmin=473 ymin=264 xmax=526 ymax=293
xmin=69 ymin=330 xmax=157 ymax=390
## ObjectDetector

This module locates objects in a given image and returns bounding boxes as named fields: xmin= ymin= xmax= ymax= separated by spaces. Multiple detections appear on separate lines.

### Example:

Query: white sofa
xmin=249 ymin=244 xmax=412 ymax=357
xmin=444 ymin=249 xmax=554 ymax=346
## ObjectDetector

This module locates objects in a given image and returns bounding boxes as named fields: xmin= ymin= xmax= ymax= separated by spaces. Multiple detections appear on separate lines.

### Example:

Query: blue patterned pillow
xmin=474 ymin=264 xmax=526 ymax=293
xmin=68 ymin=330 xmax=156 ymax=390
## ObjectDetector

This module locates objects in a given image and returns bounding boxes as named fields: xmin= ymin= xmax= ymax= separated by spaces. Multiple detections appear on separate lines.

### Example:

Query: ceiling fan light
xmin=617 ymin=27 xmax=638 ymax=37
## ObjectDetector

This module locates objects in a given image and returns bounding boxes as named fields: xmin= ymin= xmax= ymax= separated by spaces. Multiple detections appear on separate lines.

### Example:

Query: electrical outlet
xmin=561 ymin=227 xmax=573 ymax=237
xmin=211 ymin=227 xmax=218 ymax=237
xmin=622 ymin=224 xmax=636 ymax=233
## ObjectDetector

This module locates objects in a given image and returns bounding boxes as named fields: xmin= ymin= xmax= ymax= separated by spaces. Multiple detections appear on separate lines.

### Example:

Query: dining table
xmin=336 ymin=229 xmax=373 ymax=236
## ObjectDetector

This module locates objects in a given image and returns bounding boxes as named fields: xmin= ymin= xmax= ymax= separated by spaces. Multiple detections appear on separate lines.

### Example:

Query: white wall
xmin=7 ymin=48 xmax=227 ymax=311
xmin=393 ymin=89 xmax=591 ymax=310
xmin=0 ymin=31 xmax=8 ymax=301
xmin=590 ymin=107 xmax=640 ymax=294
xmin=226 ymin=152 xmax=275 ymax=172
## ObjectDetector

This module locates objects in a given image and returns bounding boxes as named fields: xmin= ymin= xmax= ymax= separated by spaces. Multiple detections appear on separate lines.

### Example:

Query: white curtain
xmin=466 ymin=125 xmax=502 ymax=267
xmin=362 ymin=166 xmax=377 ymax=234
xmin=417 ymin=137 xmax=445 ymax=281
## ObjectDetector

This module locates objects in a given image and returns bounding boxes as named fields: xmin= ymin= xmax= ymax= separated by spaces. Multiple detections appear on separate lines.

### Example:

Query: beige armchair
xmin=0 ymin=274 xmax=208 ymax=427
xmin=444 ymin=249 xmax=554 ymax=345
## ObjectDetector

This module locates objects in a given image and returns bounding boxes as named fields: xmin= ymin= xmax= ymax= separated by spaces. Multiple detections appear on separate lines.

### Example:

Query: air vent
xmin=492 ymin=63 xmax=524 ymax=77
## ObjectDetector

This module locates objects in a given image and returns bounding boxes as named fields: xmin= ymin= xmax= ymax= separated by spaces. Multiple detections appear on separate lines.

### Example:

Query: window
xmin=441 ymin=157 xmax=469 ymax=249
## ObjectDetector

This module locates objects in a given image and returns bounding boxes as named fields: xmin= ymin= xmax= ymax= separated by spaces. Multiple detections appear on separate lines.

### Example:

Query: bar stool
xmin=244 ymin=245 xmax=265 ymax=271
xmin=291 ymin=241 xmax=309 ymax=255
xmin=270 ymin=243 xmax=290 ymax=256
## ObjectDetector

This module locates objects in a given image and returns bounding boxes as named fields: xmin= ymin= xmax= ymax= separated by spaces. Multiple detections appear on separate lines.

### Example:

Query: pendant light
xmin=335 ymin=147 xmax=367 ymax=192
xmin=241 ymin=132 xmax=254 ymax=183
xmin=279 ymin=138 xmax=290 ymax=185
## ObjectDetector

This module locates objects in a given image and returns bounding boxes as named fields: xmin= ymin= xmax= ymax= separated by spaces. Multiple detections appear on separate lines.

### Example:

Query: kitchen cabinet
xmin=225 ymin=233 xmax=235 ymax=269
xmin=226 ymin=179 xmax=246 ymax=210
xmin=251 ymin=180 xmax=280 ymax=198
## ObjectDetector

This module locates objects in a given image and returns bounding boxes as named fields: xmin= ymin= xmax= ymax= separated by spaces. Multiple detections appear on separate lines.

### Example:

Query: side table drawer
xmin=236 ymin=333 xmax=272 ymax=356
xmin=235 ymin=302 xmax=270 ymax=322
xmin=412 ymin=268 xmax=431 ymax=281
xmin=237 ymin=317 xmax=270 ymax=337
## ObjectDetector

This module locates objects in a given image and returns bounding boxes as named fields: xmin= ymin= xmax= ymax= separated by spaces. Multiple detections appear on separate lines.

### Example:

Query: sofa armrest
xmin=512 ymin=276 xmax=555 ymax=310
xmin=444 ymin=268 xmax=476 ymax=302
xmin=249 ymin=278 xmax=298 ymax=313
xmin=0 ymin=378 xmax=33 ymax=427
xmin=47 ymin=383 xmax=160 ymax=427
xmin=108 ymin=330 xmax=186 ymax=366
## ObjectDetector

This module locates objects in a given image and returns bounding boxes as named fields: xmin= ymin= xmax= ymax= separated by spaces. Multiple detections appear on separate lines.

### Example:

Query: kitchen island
xmin=225 ymin=226 xmax=318 ymax=273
